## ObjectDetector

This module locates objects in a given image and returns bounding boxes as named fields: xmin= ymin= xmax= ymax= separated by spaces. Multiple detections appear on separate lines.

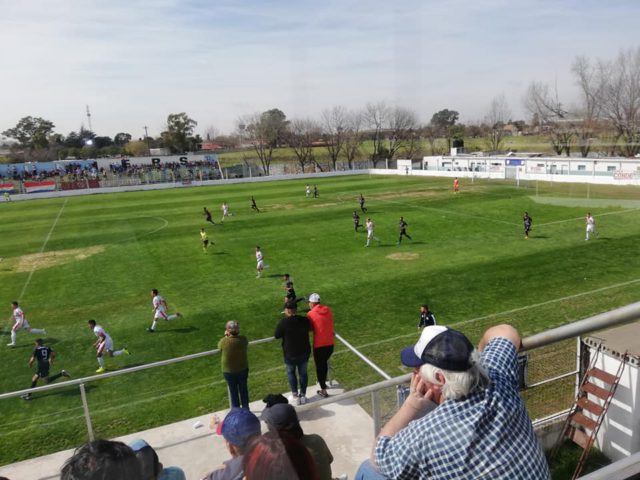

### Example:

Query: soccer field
xmin=1 ymin=174 xmax=640 ymax=464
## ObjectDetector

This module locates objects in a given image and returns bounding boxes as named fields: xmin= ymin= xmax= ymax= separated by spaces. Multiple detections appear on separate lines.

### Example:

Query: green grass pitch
xmin=1 ymin=174 xmax=639 ymax=464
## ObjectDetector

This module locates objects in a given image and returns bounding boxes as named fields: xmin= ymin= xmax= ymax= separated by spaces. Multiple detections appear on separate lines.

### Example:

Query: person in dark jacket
xmin=274 ymin=301 xmax=311 ymax=405
xmin=218 ymin=321 xmax=249 ymax=409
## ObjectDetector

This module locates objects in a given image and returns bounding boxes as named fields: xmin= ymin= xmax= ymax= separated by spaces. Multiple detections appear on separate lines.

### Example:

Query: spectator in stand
xmin=355 ymin=324 xmax=550 ymax=479
xmin=202 ymin=408 xmax=261 ymax=480
xmin=60 ymin=439 xmax=142 ymax=480
xmin=243 ymin=431 xmax=319 ymax=480
xmin=129 ymin=439 xmax=186 ymax=480
xmin=218 ymin=320 xmax=250 ymax=409
xmin=262 ymin=403 xmax=334 ymax=480
xmin=274 ymin=301 xmax=311 ymax=405
xmin=306 ymin=293 xmax=334 ymax=398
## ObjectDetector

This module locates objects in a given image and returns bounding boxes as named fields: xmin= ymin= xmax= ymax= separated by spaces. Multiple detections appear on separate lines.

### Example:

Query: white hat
xmin=307 ymin=293 xmax=321 ymax=303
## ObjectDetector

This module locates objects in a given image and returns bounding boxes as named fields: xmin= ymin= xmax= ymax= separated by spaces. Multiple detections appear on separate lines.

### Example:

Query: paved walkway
xmin=0 ymin=387 xmax=373 ymax=480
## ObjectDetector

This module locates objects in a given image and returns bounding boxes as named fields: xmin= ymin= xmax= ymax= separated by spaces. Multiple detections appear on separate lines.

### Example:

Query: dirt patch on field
xmin=373 ymin=190 xmax=442 ymax=201
xmin=386 ymin=252 xmax=419 ymax=261
xmin=311 ymin=202 xmax=338 ymax=208
xmin=268 ymin=203 xmax=295 ymax=210
xmin=15 ymin=245 xmax=106 ymax=273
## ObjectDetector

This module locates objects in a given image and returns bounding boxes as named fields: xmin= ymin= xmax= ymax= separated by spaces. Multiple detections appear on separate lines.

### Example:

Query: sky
xmin=1 ymin=0 xmax=639 ymax=139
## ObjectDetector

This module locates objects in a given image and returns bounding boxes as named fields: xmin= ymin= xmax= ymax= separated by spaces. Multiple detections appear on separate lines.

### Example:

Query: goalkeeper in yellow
xmin=200 ymin=228 xmax=211 ymax=253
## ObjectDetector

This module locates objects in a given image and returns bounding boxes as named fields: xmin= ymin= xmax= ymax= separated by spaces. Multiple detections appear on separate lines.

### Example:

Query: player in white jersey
xmin=87 ymin=319 xmax=129 ymax=373
xmin=365 ymin=218 xmax=380 ymax=247
xmin=255 ymin=246 xmax=264 ymax=278
xmin=585 ymin=213 xmax=598 ymax=240
xmin=221 ymin=202 xmax=232 ymax=223
xmin=148 ymin=288 xmax=182 ymax=332
xmin=7 ymin=301 xmax=46 ymax=347
xmin=305 ymin=184 xmax=311 ymax=198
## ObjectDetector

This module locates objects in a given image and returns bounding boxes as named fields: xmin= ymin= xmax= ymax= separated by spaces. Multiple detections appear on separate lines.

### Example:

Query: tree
xmin=3 ymin=116 xmax=56 ymax=159
xmin=365 ymin=102 xmax=390 ymax=167
xmin=387 ymin=107 xmax=419 ymax=159
xmin=164 ymin=112 xmax=197 ymax=153
xmin=93 ymin=136 xmax=113 ymax=149
xmin=596 ymin=47 xmax=640 ymax=157
xmin=322 ymin=106 xmax=348 ymax=170
xmin=245 ymin=109 xmax=290 ymax=176
xmin=113 ymin=132 xmax=132 ymax=146
xmin=483 ymin=94 xmax=512 ymax=152
xmin=429 ymin=109 xmax=459 ymax=150
xmin=525 ymin=81 xmax=575 ymax=156
xmin=289 ymin=119 xmax=319 ymax=173
xmin=343 ymin=110 xmax=365 ymax=169
xmin=571 ymin=56 xmax=604 ymax=157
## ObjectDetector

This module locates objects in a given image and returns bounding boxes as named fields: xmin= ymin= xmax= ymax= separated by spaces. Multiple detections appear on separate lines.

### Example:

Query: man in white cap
xmin=307 ymin=293 xmax=334 ymax=398
xmin=355 ymin=324 xmax=550 ymax=479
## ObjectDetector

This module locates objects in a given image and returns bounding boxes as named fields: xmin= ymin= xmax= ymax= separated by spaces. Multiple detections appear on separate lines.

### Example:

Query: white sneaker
xmin=7 ymin=342 xmax=16 ymax=347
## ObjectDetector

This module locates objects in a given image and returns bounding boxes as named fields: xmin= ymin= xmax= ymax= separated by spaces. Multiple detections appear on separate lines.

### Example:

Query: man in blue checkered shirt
xmin=355 ymin=324 xmax=550 ymax=480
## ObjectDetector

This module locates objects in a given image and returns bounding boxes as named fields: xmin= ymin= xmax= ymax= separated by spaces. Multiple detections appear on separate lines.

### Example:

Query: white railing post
xmin=79 ymin=383 xmax=95 ymax=441
xmin=372 ymin=390 xmax=381 ymax=438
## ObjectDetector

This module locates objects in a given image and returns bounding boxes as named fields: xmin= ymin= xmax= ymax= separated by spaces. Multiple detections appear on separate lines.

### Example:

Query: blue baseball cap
xmin=217 ymin=408 xmax=261 ymax=447
xmin=401 ymin=326 xmax=474 ymax=371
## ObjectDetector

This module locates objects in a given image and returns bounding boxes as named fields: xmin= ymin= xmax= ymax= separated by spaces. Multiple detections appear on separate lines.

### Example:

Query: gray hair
xmin=419 ymin=350 xmax=489 ymax=400
xmin=226 ymin=320 xmax=240 ymax=334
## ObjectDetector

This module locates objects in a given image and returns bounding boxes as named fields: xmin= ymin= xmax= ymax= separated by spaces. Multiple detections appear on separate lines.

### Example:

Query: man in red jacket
xmin=307 ymin=293 xmax=335 ymax=398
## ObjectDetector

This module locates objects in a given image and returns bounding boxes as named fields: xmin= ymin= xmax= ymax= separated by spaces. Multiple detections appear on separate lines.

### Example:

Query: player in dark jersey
xmin=283 ymin=273 xmax=297 ymax=303
xmin=251 ymin=196 xmax=260 ymax=213
xmin=418 ymin=304 xmax=436 ymax=330
xmin=353 ymin=211 xmax=362 ymax=232
xmin=22 ymin=338 xmax=70 ymax=400
xmin=203 ymin=207 xmax=215 ymax=225
xmin=359 ymin=193 xmax=367 ymax=213
xmin=313 ymin=184 xmax=318 ymax=198
xmin=523 ymin=212 xmax=533 ymax=239
xmin=397 ymin=216 xmax=413 ymax=245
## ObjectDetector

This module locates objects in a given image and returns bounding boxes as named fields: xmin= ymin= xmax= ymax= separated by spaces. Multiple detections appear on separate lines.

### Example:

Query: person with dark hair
xmin=203 ymin=207 xmax=216 ymax=225
xmin=218 ymin=320 xmax=250 ymax=409
xmin=359 ymin=193 xmax=367 ymax=213
xmin=352 ymin=211 xmax=362 ymax=232
xmin=87 ymin=319 xmax=130 ymax=373
xmin=255 ymin=246 xmax=264 ymax=278
xmin=7 ymin=301 xmax=46 ymax=347
xmin=250 ymin=196 xmax=260 ymax=213
xmin=283 ymin=274 xmax=296 ymax=303
xmin=418 ymin=304 xmax=436 ymax=330
xmin=148 ymin=289 xmax=182 ymax=333
xmin=202 ymin=408 xmax=261 ymax=480
xmin=243 ymin=431 xmax=319 ymax=480
xmin=274 ymin=301 xmax=311 ymax=405
xmin=313 ymin=184 xmax=318 ymax=198
xmin=262 ymin=403 xmax=334 ymax=480
xmin=396 ymin=216 xmax=412 ymax=245
xmin=201 ymin=228 xmax=211 ymax=253
xmin=21 ymin=338 xmax=70 ymax=400
xmin=129 ymin=439 xmax=186 ymax=480
xmin=523 ymin=212 xmax=533 ymax=239
xmin=60 ymin=439 xmax=142 ymax=480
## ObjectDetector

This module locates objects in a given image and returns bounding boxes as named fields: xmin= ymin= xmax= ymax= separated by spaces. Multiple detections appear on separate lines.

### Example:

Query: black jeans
xmin=223 ymin=368 xmax=249 ymax=408
xmin=313 ymin=345 xmax=334 ymax=390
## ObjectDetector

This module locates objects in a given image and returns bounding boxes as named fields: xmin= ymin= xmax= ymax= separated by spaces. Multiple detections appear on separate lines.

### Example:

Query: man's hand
xmin=404 ymin=372 xmax=437 ymax=412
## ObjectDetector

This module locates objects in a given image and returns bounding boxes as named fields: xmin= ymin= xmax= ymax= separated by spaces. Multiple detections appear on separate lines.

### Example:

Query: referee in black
xmin=22 ymin=339 xmax=70 ymax=400
xmin=418 ymin=304 xmax=436 ymax=330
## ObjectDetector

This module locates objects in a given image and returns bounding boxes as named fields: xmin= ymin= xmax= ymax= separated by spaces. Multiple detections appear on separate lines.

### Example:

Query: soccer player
xmin=305 ymin=184 xmax=311 ymax=198
xmin=200 ymin=228 xmax=210 ymax=253
xmin=255 ymin=246 xmax=264 ymax=278
xmin=453 ymin=177 xmax=460 ymax=193
xmin=313 ymin=184 xmax=318 ymax=198
xmin=148 ymin=289 xmax=182 ymax=333
xmin=7 ymin=301 xmax=46 ymax=347
xmin=283 ymin=273 xmax=296 ymax=303
xmin=250 ymin=196 xmax=260 ymax=213
xmin=586 ymin=212 xmax=598 ymax=240
xmin=359 ymin=193 xmax=367 ymax=213
xmin=523 ymin=212 xmax=533 ymax=239
xmin=365 ymin=218 xmax=380 ymax=247
xmin=21 ymin=338 xmax=70 ymax=400
xmin=397 ymin=216 xmax=412 ymax=245
xmin=353 ymin=211 xmax=362 ymax=232
xmin=203 ymin=207 xmax=215 ymax=225
xmin=88 ymin=319 xmax=130 ymax=373
xmin=418 ymin=304 xmax=436 ymax=330
xmin=221 ymin=201 xmax=231 ymax=223
xmin=3 ymin=191 xmax=11 ymax=202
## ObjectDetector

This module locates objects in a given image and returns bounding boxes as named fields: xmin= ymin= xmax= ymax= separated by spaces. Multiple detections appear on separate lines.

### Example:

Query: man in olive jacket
xmin=218 ymin=321 xmax=249 ymax=409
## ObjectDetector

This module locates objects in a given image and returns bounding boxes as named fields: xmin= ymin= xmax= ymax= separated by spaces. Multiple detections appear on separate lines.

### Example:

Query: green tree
xmin=245 ymin=109 xmax=289 ymax=176
xmin=164 ymin=113 xmax=198 ymax=153
xmin=113 ymin=132 xmax=132 ymax=146
xmin=430 ymin=109 xmax=459 ymax=151
xmin=2 ymin=116 xmax=56 ymax=159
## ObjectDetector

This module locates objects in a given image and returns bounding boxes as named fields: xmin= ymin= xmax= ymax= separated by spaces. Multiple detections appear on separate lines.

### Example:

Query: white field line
xmin=347 ymin=277 xmax=640 ymax=352
xmin=17 ymin=198 xmax=68 ymax=302
xmin=118 ymin=216 xmax=169 ymax=243
xmin=535 ymin=208 xmax=640 ymax=228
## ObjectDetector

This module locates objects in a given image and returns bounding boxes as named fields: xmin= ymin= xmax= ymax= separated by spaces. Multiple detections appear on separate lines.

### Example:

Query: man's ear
xmin=435 ymin=371 xmax=446 ymax=384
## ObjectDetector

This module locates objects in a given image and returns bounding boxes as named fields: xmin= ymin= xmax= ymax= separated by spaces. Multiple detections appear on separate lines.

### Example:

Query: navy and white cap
xmin=400 ymin=325 xmax=474 ymax=371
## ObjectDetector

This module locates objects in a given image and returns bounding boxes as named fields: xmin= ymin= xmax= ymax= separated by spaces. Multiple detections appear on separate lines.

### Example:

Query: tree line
xmin=3 ymin=47 xmax=639 ymax=168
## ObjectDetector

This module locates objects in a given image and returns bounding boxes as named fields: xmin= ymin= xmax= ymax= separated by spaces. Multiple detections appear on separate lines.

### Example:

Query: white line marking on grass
xmin=536 ymin=208 xmax=640 ymax=228
xmin=118 ymin=216 xmax=169 ymax=243
xmin=17 ymin=198 xmax=68 ymax=302
xmin=348 ymin=277 xmax=640 ymax=351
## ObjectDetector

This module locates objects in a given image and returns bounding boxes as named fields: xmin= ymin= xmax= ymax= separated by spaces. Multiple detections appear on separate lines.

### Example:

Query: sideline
xmin=17 ymin=198 xmax=68 ymax=302
xmin=535 ymin=207 xmax=640 ymax=228
xmin=349 ymin=277 xmax=640 ymax=351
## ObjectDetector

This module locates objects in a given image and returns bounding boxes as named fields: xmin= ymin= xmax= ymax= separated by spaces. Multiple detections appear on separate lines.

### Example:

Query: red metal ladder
xmin=549 ymin=343 xmax=628 ymax=479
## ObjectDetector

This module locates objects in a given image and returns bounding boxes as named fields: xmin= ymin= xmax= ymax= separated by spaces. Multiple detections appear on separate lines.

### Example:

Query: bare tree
xmin=525 ymin=81 xmax=575 ymax=156
xmin=365 ymin=102 xmax=390 ymax=167
xmin=483 ymin=94 xmax=512 ymax=152
xmin=388 ymin=107 xmax=420 ymax=159
xmin=597 ymin=47 xmax=640 ymax=157
xmin=571 ymin=56 xmax=605 ymax=157
xmin=322 ymin=106 xmax=348 ymax=170
xmin=422 ymin=125 xmax=444 ymax=155
xmin=343 ymin=110 xmax=364 ymax=169
xmin=289 ymin=118 xmax=319 ymax=173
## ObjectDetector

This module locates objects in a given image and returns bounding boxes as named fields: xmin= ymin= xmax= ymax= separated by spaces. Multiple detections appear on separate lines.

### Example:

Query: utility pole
xmin=86 ymin=105 xmax=93 ymax=133
xmin=144 ymin=126 xmax=151 ymax=156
